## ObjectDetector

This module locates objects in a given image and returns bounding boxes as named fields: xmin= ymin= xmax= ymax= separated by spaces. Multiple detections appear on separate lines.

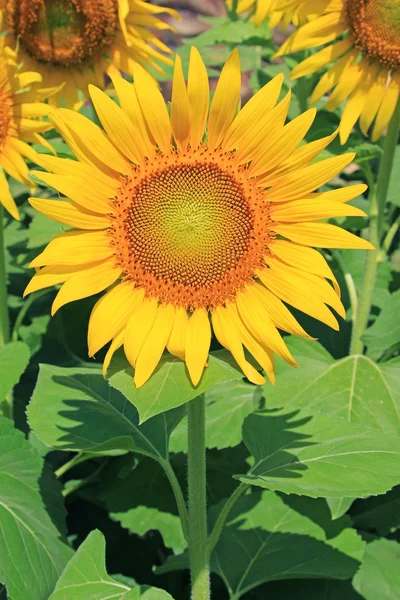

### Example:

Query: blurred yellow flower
xmin=273 ymin=0 xmax=400 ymax=143
xmin=26 ymin=49 xmax=371 ymax=388
xmin=226 ymin=0 xmax=306 ymax=29
xmin=0 ymin=0 xmax=179 ymax=110
xmin=0 ymin=14 xmax=56 ymax=220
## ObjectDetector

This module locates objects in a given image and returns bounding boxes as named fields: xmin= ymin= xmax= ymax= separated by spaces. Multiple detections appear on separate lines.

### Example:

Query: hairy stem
xmin=188 ymin=395 xmax=210 ymax=600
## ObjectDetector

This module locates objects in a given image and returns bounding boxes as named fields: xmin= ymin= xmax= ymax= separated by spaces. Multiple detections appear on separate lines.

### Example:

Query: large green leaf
xmin=251 ymin=579 xmax=362 ymax=599
xmin=101 ymin=455 xmax=186 ymax=553
xmin=108 ymin=350 xmax=244 ymax=422
xmin=169 ymin=380 xmax=258 ymax=453
xmin=0 ymin=417 xmax=72 ymax=600
xmin=28 ymin=365 xmax=184 ymax=460
xmin=265 ymin=338 xmax=400 ymax=436
xmin=0 ymin=341 xmax=30 ymax=400
xmin=159 ymin=491 xmax=364 ymax=599
xmin=238 ymin=407 xmax=400 ymax=498
xmin=362 ymin=290 xmax=400 ymax=360
xmin=49 ymin=530 xmax=173 ymax=599
xmin=353 ymin=539 xmax=400 ymax=600
xmin=211 ymin=492 xmax=364 ymax=599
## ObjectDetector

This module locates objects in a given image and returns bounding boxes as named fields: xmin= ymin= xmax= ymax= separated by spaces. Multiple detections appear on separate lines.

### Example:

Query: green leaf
xmin=347 ymin=142 xmax=383 ymax=164
xmin=101 ymin=456 xmax=186 ymax=553
xmin=212 ymin=492 xmax=365 ymax=598
xmin=169 ymin=380 xmax=258 ymax=453
xmin=327 ymin=497 xmax=354 ymax=520
xmin=49 ymin=530 xmax=173 ymax=599
xmin=362 ymin=290 xmax=400 ymax=360
xmin=159 ymin=491 xmax=365 ymax=598
xmin=187 ymin=17 xmax=272 ymax=48
xmin=265 ymin=338 xmax=400 ymax=437
xmin=28 ymin=364 xmax=184 ymax=460
xmin=108 ymin=350 xmax=243 ymax=422
xmin=238 ymin=407 xmax=400 ymax=498
xmin=0 ymin=341 xmax=30 ymax=400
xmin=340 ymin=250 xmax=392 ymax=309
xmin=27 ymin=212 xmax=64 ymax=249
xmin=387 ymin=146 xmax=400 ymax=206
xmin=251 ymin=579 xmax=362 ymax=599
xmin=353 ymin=539 xmax=400 ymax=600
xmin=0 ymin=417 xmax=72 ymax=600
xmin=352 ymin=486 xmax=400 ymax=536
xmin=19 ymin=314 xmax=50 ymax=355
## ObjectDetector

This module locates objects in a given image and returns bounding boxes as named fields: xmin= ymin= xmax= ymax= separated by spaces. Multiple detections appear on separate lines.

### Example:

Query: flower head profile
xmin=0 ymin=0 xmax=179 ymax=110
xmin=25 ymin=48 xmax=372 ymax=388
xmin=0 ymin=13 xmax=56 ymax=220
xmin=271 ymin=0 xmax=400 ymax=143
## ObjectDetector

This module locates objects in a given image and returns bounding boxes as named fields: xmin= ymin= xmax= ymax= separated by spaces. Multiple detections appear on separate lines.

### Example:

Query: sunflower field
xmin=1 ymin=0 xmax=400 ymax=598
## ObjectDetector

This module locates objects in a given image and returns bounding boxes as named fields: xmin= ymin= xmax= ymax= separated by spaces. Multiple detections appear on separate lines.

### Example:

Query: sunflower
xmin=0 ymin=0 xmax=179 ymax=110
xmin=25 ymin=48 xmax=372 ymax=388
xmin=272 ymin=0 xmax=400 ymax=143
xmin=226 ymin=0 xmax=306 ymax=29
xmin=0 ymin=14 xmax=58 ymax=220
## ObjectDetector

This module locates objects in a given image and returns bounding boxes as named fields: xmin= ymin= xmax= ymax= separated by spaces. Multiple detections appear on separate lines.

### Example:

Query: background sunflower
xmin=0 ymin=0 xmax=180 ymax=109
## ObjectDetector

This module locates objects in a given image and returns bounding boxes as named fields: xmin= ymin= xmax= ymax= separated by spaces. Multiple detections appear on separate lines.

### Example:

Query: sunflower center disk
xmin=112 ymin=157 xmax=272 ymax=310
xmin=347 ymin=0 xmax=400 ymax=68
xmin=7 ymin=0 xmax=118 ymax=67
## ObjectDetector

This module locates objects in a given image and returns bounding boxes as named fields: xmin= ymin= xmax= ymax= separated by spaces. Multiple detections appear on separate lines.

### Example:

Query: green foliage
xmin=1 ymin=7 xmax=400 ymax=599
xmin=49 ymin=530 xmax=173 ymax=599
xmin=0 ymin=417 xmax=72 ymax=600
xmin=28 ymin=364 xmax=184 ymax=459
xmin=108 ymin=350 xmax=243 ymax=422
xmin=362 ymin=290 xmax=400 ymax=360
xmin=0 ymin=341 xmax=29 ymax=400
xmin=238 ymin=407 xmax=400 ymax=498
xmin=352 ymin=539 xmax=400 ymax=600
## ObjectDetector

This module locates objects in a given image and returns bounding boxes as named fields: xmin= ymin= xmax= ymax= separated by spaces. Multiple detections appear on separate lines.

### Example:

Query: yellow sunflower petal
xmin=134 ymin=304 xmax=175 ymax=388
xmin=257 ymin=266 xmax=339 ymax=330
xmin=212 ymin=306 xmax=266 ymax=385
xmin=103 ymin=329 xmax=126 ymax=377
xmin=30 ymin=231 xmax=113 ymax=267
xmin=208 ymin=49 xmax=241 ymax=150
xmin=167 ymin=306 xmax=189 ymax=360
xmin=89 ymin=84 xmax=142 ymax=164
xmin=133 ymin=63 xmax=171 ymax=153
xmin=273 ymin=222 xmax=374 ymax=249
xmin=0 ymin=168 xmax=20 ymax=220
xmin=236 ymin=286 xmax=297 ymax=366
xmin=171 ymin=54 xmax=191 ymax=150
xmin=185 ymin=308 xmax=211 ymax=386
xmin=88 ymin=283 xmax=144 ymax=356
xmin=187 ymin=47 xmax=210 ymax=149
xmin=124 ymin=298 xmax=158 ymax=369
xmin=223 ymin=73 xmax=284 ymax=151
xmin=28 ymin=198 xmax=110 ymax=230
xmin=225 ymin=303 xmax=275 ymax=385
xmin=372 ymin=73 xmax=400 ymax=142
xmin=51 ymin=259 xmax=121 ymax=315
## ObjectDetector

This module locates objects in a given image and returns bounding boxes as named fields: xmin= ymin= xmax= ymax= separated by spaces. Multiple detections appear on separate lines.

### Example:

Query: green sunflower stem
xmin=0 ymin=205 xmax=12 ymax=419
xmin=187 ymin=394 xmax=210 ymax=600
xmin=350 ymin=100 xmax=400 ymax=355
